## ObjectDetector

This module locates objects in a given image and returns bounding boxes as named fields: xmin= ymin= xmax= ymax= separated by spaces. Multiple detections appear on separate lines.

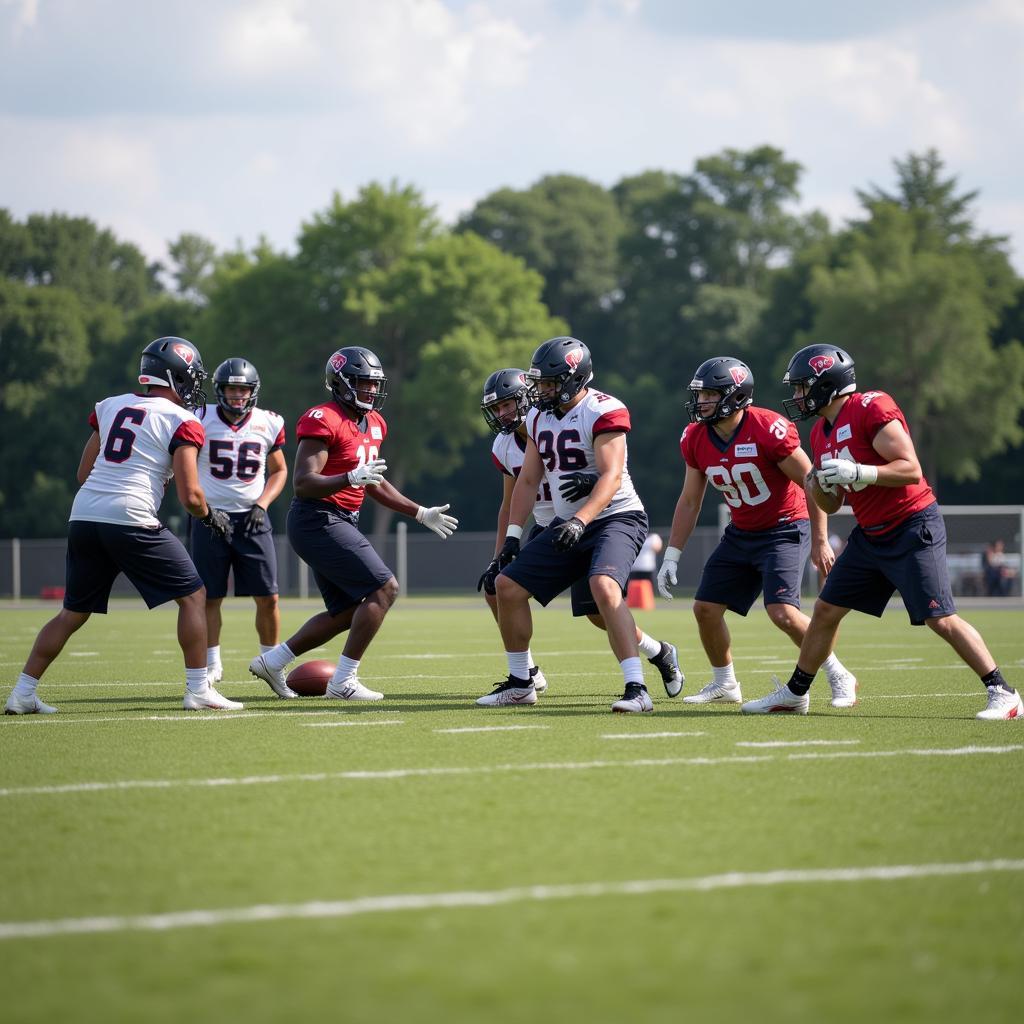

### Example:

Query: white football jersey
xmin=70 ymin=393 xmax=205 ymax=527
xmin=527 ymin=388 xmax=644 ymax=523
xmin=197 ymin=406 xmax=287 ymax=512
xmin=491 ymin=431 xmax=555 ymax=527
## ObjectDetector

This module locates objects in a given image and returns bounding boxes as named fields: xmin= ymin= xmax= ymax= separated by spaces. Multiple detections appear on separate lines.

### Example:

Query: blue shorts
xmin=820 ymin=503 xmax=956 ymax=624
xmin=287 ymin=499 xmax=394 ymax=617
xmin=64 ymin=520 xmax=204 ymax=613
xmin=502 ymin=511 xmax=648 ymax=616
xmin=696 ymin=520 xmax=810 ymax=615
xmin=525 ymin=523 xmax=598 ymax=615
xmin=190 ymin=511 xmax=279 ymax=599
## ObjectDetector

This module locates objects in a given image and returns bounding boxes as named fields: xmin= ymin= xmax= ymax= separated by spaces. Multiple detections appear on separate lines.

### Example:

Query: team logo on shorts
xmin=809 ymin=355 xmax=835 ymax=375
xmin=329 ymin=352 xmax=348 ymax=372
xmin=729 ymin=366 xmax=748 ymax=385
xmin=172 ymin=343 xmax=195 ymax=365
xmin=565 ymin=349 xmax=583 ymax=371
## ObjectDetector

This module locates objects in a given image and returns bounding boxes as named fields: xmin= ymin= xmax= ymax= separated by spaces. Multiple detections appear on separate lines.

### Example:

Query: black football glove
xmin=243 ymin=504 xmax=267 ymax=535
xmin=200 ymin=507 xmax=233 ymax=543
xmin=497 ymin=536 xmax=520 ymax=569
xmin=552 ymin=516 xmax=586 ymax=551
xmin=558 ymin=472 xmax=599 ymax=503
xmin=477 ymin=558 xmax=501 ymax=595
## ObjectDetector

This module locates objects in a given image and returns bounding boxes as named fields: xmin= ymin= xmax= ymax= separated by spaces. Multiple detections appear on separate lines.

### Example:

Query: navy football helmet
xmin=325 ymin=346 xmax=387 ymax=413
xmin=213 ymin=357 xmax=261 ymax=416
xmin=528 ymin=337 xmax=593 ymax=412
xmin=685 ymin=356 xmax=754 ymax=424
xmin=783 ymin=344 xmax=856 ymax=420
xmin=481 ymin=368 xmax=532 ymax=435
xmin=138 ymin=337 xmax=208 ymax=412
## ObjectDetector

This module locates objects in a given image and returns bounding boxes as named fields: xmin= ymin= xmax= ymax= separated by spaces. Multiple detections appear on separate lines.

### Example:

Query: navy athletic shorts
xmin=502 ymin=510 xmax=648 ymax=616
xmin=190 ymin=511 xmax=279 ymax=599
xmin=820 ymin=503 xmax=956 ymax=624
xmin=64 ymin=520 xmax=204 ymax=613
xmin=287 ymin=498 xmax=394 ymax=617
xmin=525 ymin=523 xmax=598 ymax=615
xmin=696 ymin=520 xmax=810 ymax=615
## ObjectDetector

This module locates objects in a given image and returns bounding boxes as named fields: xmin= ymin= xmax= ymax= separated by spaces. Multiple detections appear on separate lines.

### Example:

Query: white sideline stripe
xmin=602 ymin=732 xmax=707 ymax=740
xmin=302 ymin=720 xmax=404 ymax=729
xmin=736 ymin=740 xmax=862 ymax=748
xmin=435 ymin=725 xmax=551 ymax=734
xmin=2 ymin=859 xmax=1022 ymax=941
xmin=1 ymin=711 xmax=389 ymax=726
xmin=0 ymin=746 xmax=1019 ymax=799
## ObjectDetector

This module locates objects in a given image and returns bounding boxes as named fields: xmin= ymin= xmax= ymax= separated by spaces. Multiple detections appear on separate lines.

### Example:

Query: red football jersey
xmin=680 ymin=406 xmax=808 ymax=530
xmin=810 ymin=391 xmax=935 ymax=534
xmin=295 ymin=403 xmax=388 ymax=511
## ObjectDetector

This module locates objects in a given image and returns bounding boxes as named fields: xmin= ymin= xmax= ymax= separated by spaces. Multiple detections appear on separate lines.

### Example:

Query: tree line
xmin=1 ymin=146 xmax=1022 ymax=540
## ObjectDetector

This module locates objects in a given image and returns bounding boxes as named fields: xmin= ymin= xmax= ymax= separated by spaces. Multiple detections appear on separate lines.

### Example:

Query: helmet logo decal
xmin=809 ymin=355 xmax=835 ymax=375
xmin=172 ymin=343 xmax=194 ymax=365
xmin=564 ymin=349 xmax=583 ymax=371
xmin=729 ymin=366 xmax=748 ymax=386
xmin=329 ymin=352 xmax=348 ymax=372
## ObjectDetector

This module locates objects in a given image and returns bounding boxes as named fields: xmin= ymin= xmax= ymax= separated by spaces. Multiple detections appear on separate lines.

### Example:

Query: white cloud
xmin=220 ymin=0 xmax=316 ymax=75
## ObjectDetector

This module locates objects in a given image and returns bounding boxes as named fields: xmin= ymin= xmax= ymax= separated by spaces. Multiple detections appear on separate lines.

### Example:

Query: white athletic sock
xmin=712 ymin=663 xmax=737 ymax=687
xmin=638 ymin=632 xmax=662 ymax=659
xmin=263 ymin=642 xmax=295 ymax=671
xmin=506 ymin=650 xmax=532 ymax=681
xmin=527 ymin=649 xmax=537 ymax=670
xmin=206 ymin=645 xmax=221 ymax=669
xmin=13 ymin=672 xmax=39 ymax=698
xmin=333 ymin=654 xmax=360 ymax=683
xmin=620 ymin=656 xmax=645 ymax=685
xmin=822 ymin=653 xmax=847 ymax=681
xmin=187 ymin=667 xmax=210 ymax=693
xmin=259 ymin=644 xmax=274 ymax=655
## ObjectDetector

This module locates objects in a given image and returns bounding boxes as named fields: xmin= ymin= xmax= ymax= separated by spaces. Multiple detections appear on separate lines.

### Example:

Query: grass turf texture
xmin=1 ymin=599 xmax=1021 ymax=1024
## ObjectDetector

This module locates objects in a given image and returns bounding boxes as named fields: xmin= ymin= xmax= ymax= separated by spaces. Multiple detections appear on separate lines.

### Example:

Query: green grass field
xmin=1 ymin=598 xmax=1022 ymax=1024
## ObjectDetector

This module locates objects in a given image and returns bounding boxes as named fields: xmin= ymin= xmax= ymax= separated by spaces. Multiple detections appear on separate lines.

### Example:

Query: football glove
xmin=817 ymin=457 xmax=878 ymax=488
xmin=199 ymin=507 xmax=233 ymax=543
xmin=348 ymin=459 xmax=388 ymax=487
xmin=243 ymin=504 xmax=266 ymax=535
xmin=497 ymin=535 xmax=520 ymax=568
xmin=477 ymin=558 xmax=501 ymax=595
xmin=656 ymin=547 xmax=682 ymax=600
xmin=558 ymin=471 xmax=599 ymax=503
xmin=415 ymin=504 xmax=458 ymax=539
xmin=552 ymin=516 xmax=585 ymax=551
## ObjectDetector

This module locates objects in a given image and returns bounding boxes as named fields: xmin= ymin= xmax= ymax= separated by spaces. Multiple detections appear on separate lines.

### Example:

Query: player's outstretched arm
xmin=366 ymin=480 xmax=458 ymax=538
xmin=658 ymin=466 xmax=706 ymax=599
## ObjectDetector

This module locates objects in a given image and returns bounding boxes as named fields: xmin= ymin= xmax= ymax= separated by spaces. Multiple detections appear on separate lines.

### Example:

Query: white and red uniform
xmin=681 ymin=406 xmax=808 ymax=530
xmin=527 ymin=389 xmax=644 ymax=522
xmin=491 ymin=431 xmax=555 ymax=527
xmin=197 ymin=406 xmax=286 ymax=513
xmin=70 ymin=393 xmax=204 ymax=527
xmin=810 ymin=391 xmax=936 ymax=534
xmin=294 ymin=402 xmax=387 ymax=512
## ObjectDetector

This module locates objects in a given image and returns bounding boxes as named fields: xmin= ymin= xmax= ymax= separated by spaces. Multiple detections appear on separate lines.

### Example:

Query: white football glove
xmin=416 ymin=504 xmax=459 ymax=539
xmin=817 ymin=457 xmax=878 ymax=488
xmin=656 ymin=546 xmax=682 ymax=600
xmin=348 ymin=459 xmax=388 ymax=487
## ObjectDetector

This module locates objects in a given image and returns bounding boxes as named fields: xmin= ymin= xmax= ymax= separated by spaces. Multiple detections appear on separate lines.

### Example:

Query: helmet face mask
xmin=138 ymin=337 xmax=208 ymax=412
xmin=325 ymin=347 xmax=388 ymax=414
xmin=685 ymin=357 xmax=754 ymax=424
xmin=481 ymin=368 xmax=532 ymax=435
xmin=528 ymin=337 xmax=593 ymax=412
xmin=782 ymin=345 xmax=856 ymax=421
xmin=214 ymin=358 xmax=260 ymax=417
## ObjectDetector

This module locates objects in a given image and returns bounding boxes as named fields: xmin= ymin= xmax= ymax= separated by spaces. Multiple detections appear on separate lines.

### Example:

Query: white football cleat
xmin=325 ymin=678 xmax=384 ymax=701
xmin=683 ymin=680 xmax=743 ymax=704
xmin=649 ymin=642 xmax=684 ymax=698
xmin=530 ymin=667 xmax=548 ymax=694
xmin=183 ymin=686 xmax=244 ymax=711
xmin=976 ymin=686 xmax=1023 ymax=721
xmin=476 ymin=677 xmax=537 ymax=706
xmin=207 ymin=665 xmax=223 ymax=685
xmin=611 ymin=683 xmax=654 ymax=714
xmin=740 ymin=678 xmax=809 ymax=715
xmin=5 ymin=692 xmax=59 ymax=715
xmin=249 ymin=654 xmax=298 ymax=699
xmin=828 ymin=670 xmax=858 ymax=709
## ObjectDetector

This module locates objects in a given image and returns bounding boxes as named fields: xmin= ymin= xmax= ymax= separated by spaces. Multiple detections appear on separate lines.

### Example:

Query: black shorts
xmin=64 ymin=520 xmax=204 ymax=613
xmin=696 ymin=520 xmax=810 ymax=615
xmin=820 ymin=503 xmax=956 ymax=624
xmin=287 ymin=499 xmax=394 ymax=617
xmin=526 ymin=523 xmax=597 ymax=616
xmin=502 ymin=511 xmax=648 ymax=617
xmin=190 ymin=511 xmax=278 ymax=599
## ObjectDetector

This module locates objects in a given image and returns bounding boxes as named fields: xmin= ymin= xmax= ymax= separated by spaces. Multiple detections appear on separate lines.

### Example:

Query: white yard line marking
xmin=602 ymin=732 xmax=707 ymax=740
xmin=736 ymin=740 xmax=862 ymax=749
xmin=435 ymin=725 xmax=551 ymax=734
xmin=0 ymin=710 xmax=389 ymax=726
xmin=1 ymin=859 xmax=1021 ymax=941
xmin=302 ymin=720 xmax=405 ymax=729
xmin=0 ymin=746 xmax=1018 ymax=799
xmin=67 ymin=652 xmax=99 ymax=657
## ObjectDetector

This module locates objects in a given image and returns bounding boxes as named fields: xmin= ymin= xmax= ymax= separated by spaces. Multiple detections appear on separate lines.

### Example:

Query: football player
xmin=5 ymin=337 xmax=240 ymax=715
xmin=480 ymin=337 xmax=679 ymax=713
xmin=478 ymin=368 xmax=683 ymax=699
xmin=192 ymin=358 xmax=289 ymax=694
xmin=741 ymin=344 xmax=1022 ymax=720
xmin=248 ymin=347 xmax=458 ymax=701
xmin=657 ymin=356 xmax=856 ymax=707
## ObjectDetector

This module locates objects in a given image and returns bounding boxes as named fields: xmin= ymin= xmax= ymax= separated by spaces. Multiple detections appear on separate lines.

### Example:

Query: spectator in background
xmin=982 ymin=540 xmax=1014 ymax=598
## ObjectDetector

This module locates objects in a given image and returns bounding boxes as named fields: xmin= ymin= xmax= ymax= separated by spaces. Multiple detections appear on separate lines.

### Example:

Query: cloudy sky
xmin=2 ymin=0 xmax=1022 ymax=272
